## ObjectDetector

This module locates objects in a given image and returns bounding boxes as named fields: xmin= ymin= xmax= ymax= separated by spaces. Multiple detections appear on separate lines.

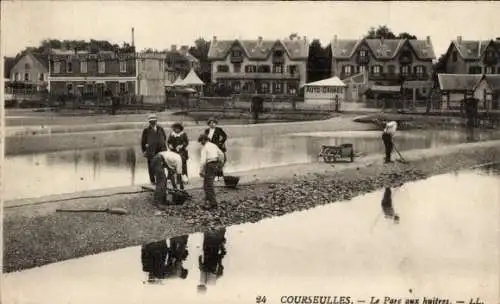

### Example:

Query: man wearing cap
xmin=141 ymin=114 xmax=167 ymax=184
xmin=198 ymin=134 xmax=225 ymax=209
xmin=381 ymin=121 xmax=397 ymax=163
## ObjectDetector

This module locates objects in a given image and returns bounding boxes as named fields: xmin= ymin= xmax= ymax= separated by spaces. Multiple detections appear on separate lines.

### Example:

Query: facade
xmin=303 ymin=76 xmax=346 ymax=105
xmin=331 ymin=36 xmax=436 ymax=105
xmin=207 ymin=36 xmax=309 ymax=95
xmin=8 ymin=53 xmax=49 ymax=93
xmin=49 ymin=48 xmax=167 ymax=104
xmin=438 ymin=73 xmax=500 ymax=110
xmin=442 ymin=37 xmax=500 ymax=75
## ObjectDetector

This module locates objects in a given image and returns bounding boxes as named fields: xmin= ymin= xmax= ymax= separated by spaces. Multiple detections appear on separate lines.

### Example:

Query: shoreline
xmin=3 ymin=140 xmax=499 ymax=273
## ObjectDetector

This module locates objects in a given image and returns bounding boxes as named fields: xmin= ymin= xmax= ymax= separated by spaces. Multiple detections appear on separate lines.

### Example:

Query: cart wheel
xmin=323 ymin=155 xmax=333 ymax=163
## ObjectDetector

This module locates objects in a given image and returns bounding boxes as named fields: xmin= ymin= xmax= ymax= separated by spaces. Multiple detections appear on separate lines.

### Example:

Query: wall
xmin=137 ymin=57 xmax=166 ymax=103
xmin=304 ymin=86 xmax=345 ymax=101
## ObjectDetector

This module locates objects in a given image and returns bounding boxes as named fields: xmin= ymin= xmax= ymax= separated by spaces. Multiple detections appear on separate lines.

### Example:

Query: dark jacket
xmin=141 ymin=125 xmax=167 ymax=157
xmin=141 ymin=240 xmax=169 ymax=278
xmin=167 ymin=132 xmax=189 ymax=159
xmin=199 ymin=229 xmax=226 ymax=276
xmin=204 ymin=127 xmax=228 ymax=152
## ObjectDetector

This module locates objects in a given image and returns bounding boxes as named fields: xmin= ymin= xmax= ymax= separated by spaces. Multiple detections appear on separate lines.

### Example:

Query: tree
xmin=188 ymin=38 xmax=212 ymax=84
xmin=366 ymin=26 xmax=417 ymax=40
xmin=307 ymin=39 xmax=331 ymax=82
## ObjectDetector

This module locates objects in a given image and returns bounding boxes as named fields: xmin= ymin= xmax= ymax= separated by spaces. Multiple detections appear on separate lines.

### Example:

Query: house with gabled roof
xmin=207 ymin=36 xmax=309 ymax=95
xmin=330 ymin=35 xmax=436 ymax=106
xmin=442 ymin=37 xmax=500 ymax=75
xmin=8 ymin=52 xmax=49 ymax=94
xmin=438 ymin=73 xmax=500 ymax=110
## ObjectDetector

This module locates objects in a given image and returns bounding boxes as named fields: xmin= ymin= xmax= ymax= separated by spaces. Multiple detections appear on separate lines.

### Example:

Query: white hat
xmin=147 ymin=114 xmax=158 ymax=121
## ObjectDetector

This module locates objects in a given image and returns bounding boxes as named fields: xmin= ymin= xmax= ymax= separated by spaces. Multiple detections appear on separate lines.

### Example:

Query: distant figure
xmin=204 ymin=118 xmax=228 ymax=178
xmin=381 ymin=121 xmax=397 ymax=163
xmin=152 ymin=149 xmax=184 ymax=206
xmin=197 ymin=228 xmax=227 ymax=293
xmin=141 ymin=114 xmax=167 ymax=184
xmin=251 ymin=96 xmax=264 ymax=123
xmin=198 ymin=134 xmax=225 ymax=210
xmin=464 ymin=99 xmax=478 ymax=141
xmin=167 ymin=122 xmax=190 ymax=184
xmin=381 ymin=187 xmax=400 ymax=224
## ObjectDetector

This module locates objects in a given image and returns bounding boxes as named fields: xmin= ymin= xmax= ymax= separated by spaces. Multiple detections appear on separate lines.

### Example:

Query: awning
xmin=370 ymin=85 xmax=401 ymax=92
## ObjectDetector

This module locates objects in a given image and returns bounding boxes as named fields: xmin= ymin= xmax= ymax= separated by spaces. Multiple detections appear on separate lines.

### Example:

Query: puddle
xmin=4 ymin=129 xmax=500 ymax=201
xmin=3 ymin=169 xmax=499 ymax=303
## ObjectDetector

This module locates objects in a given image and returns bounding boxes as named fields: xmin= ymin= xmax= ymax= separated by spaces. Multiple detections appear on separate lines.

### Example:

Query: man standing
xmin=204 ymin=118 xmax=228 ymax=178
xmin=141 ymin=114 xmax=167 ymax=184
xmin=381 ymin=121 xmax=397 ymax=163
xmin=152 ymin=149 xmax=184 ymax=206
xmin=198 ymin=134 xmax=225 ymax=210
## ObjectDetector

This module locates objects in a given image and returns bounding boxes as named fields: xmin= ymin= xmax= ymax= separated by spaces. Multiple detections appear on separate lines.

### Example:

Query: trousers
xmin=382 ymin=133 xmax=393 ymax=162
xmin=204 ymin=162 xmax=219 ymax=206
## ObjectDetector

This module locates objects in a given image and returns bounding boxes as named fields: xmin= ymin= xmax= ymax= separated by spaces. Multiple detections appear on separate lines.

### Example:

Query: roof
xmin=4 ymin=57 xmax=17 ymax=77
xmin=173 ymin=76 xmax=184 ymax=86
xmin=303 ymin=76 xmax=346 ymax=87
xmin=473 ymin=74 xmax=500 ymax=91
xmin=437 ymin=74 xmax=482 ymax=91
xmin=181 ymin=68 xmax=204 ymax=86
xmin=31 ymin=53 xmax=49 ymax=68
xmin=331 ymin=38 xmax=435 ymax=60
xmin=451 ymin=39 xmax=500 ymax=60
xmin=208 ymin=37 xmax=309 ymax=61
xmin=342 ymin=72 xmax=367 ymax=83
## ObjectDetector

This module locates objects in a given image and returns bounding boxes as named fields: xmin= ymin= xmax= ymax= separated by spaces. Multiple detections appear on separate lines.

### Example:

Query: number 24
xmin=256 ymin=296 xmax=267 ymax=303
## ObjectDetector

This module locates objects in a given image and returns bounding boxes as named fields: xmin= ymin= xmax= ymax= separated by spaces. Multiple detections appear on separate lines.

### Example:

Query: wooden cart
xmin=318 ymin=143 xmax=355 ymax=163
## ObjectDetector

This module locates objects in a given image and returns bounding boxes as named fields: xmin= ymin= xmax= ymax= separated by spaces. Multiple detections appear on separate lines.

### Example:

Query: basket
xmin=223 ymin=176 xmax=240 ymax=189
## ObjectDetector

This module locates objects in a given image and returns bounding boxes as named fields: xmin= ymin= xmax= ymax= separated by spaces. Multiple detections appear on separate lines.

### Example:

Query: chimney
xmin=258 ymin=36 xmax=263 ymax=43
xmin=213 ymin=36 xmax=217 ymax=44
xmin=457 ymin=36 xmax=462 ymax=43
xmin=334 ymin=35 xmax=338 ymax=45
xmin=181 ymin=45 xmax=189 ymax=51
xmin=426 ymin=36 xmax=431 ymax=45
xmin=171 ymin=45 xmax=177 ymax=52
xmin=131 ymin=27 xmax=135 ymax=47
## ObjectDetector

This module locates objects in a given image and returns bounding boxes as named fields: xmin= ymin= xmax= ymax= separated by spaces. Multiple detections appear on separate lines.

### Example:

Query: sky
xmin=2 ymin=1 xmax=500 ymax=59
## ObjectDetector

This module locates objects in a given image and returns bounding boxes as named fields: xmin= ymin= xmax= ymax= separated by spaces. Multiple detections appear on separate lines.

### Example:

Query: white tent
xmin=181 ymin=69 xmax=204 ymax=86
xmin=303 ymin=76 xmax=347 ymax=105
xmin=173 ymin=76 xmax=185 ymax=86
xmin=302 ymin=76 xmax=346 ymax=88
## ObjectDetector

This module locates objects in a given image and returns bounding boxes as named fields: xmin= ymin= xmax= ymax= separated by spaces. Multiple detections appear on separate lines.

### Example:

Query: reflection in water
xmin=141 ymin=235 xmax=189 ymax=284
xmin=381 ymin=188 xmax=400 ymax=223
xmin=5 ymin=129 xmax=500 ymax=201
xmin=197 ymin=228 xmax=227 ymax=293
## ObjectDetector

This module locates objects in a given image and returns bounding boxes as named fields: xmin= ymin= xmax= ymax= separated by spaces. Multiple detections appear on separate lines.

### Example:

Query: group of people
xmin=141 ymin=229 xmax=227 ymax=290
xmin=141 ymin=114 xmax=228 ymax=209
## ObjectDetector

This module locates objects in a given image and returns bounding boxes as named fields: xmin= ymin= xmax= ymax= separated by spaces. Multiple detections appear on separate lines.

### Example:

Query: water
xmin=4 ymin=129 xmax=500 ymax=201
xmin=3 ymin=169 xmax=499 ymax=304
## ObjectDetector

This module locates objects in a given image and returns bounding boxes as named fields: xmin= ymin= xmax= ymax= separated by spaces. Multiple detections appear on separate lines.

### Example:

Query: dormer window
xmin=274 ymin=50 xmax=283 ymax=57
xmin=232 ymin=50 xmax=242 ymax=57
xmin=359 ymin=50 xmax=367 ymax=57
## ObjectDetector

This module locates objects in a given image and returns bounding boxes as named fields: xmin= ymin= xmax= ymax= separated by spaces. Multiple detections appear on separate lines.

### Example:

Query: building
xmin=7 ymin=53 xmax=49 ymax=94
xmin=442 ymin=37 xmax=500 ymax=74
xmin=49 ymin=49 xmax=167 ymax=104
xmin=438 ymin=73 xmax=500 ymax=110
xmin=331 ymin=35 xmax=436 ymax=106
xmin=165 ymin=45 xmax=200 ymax=84
xmin=303 ymin=76 xmax=346 ymax=105
xmin=207 ymin=36 xmax=309 ymax=95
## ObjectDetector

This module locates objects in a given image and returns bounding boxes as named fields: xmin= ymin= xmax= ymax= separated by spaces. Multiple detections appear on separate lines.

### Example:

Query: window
xmin=359 ymin=65 xmax=366 ymax=73
xmin=274 ymin=50 xmax=283 ymax=57
xmin=343 ymin=65 xmax=352 ymax=75
xmin=233 ymin=81 xmax=241 ymax=92
xmin=233 ymin=63 xmax=241 ymax=73
xmin=120 ymin=60 xmax=127 ymax=73
xmin=288 ymin=65 xmax=297 ymax=76
xmin=66 ymin=83 xmax=73 ymax=94
xmin=372 ymin=65 xmax=382 ymax=75
xmin=81 ymin=60 xmax=88 ymax=73
xmin=273 ymin=64 xmax=283 ymax=73
xmin=257 ymin=65 xmax=270 ymax=73
xmin=452 ymin=52 xmax=458 ymax=62
xmin=24 ymin=73 xmax=30 ymax=81
xmin=66 ymin=61 xmax=73 ymax=73
xmin=245 ymin=65 xmax=257 ymax=73
xmin=260 ymin=82 xmax=269 ymax=93
xmin=217 ymin=65 xmax=229 ymax=73
xmin=485 ymin=66 xmax=494 ymax=74
xmin=387 ymin=65 xmax=396 ymax=75
xmin=39 ymin=73 xmax=44 ymax=81
xmin=415 ymin=65 xmax=425 ymax=77
xmin=98 ymin=60 xmax=106 ymax=74
xmin=232 ymin=50 xmax=242 ymax=57
xmin=468 ymin=66 xmax=482 ymax=74
xmin=54 ymin=62 xmax=61 ymax=73
xmin=15 ymin=72 xmax=20 ymax=81
xmin=401 ymin=65 xmax=410 ymax=76
xmin=360 ymin=50 xmax=367 ymax=57
xmin=274 ymin=82 xmax=283 ymax=93
xmin=119 ymin=82 xmax=127 ymax=94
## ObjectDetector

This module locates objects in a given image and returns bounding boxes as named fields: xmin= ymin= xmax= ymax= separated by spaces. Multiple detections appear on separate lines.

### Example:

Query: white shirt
xmin=384 ymin=121 xmax=397 ymax=136
xmin=207 ymin=128 xmax=215 ymax=140
xmin=200 ymin=142 xmax=225 ymax=166
xmin=158 ymin=150 xmax=183 ymax=175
